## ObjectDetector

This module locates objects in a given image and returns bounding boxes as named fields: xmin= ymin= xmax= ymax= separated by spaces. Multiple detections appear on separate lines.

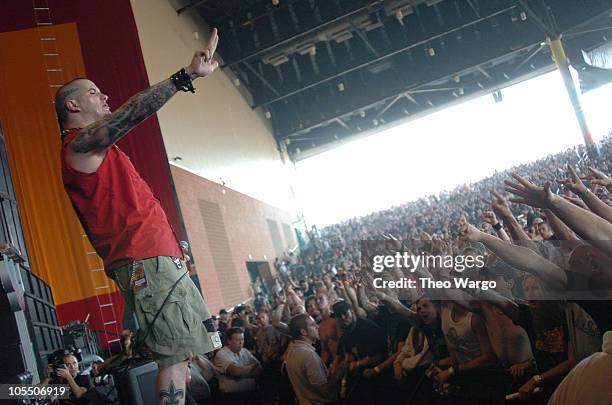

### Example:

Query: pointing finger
xmin=209 ymin=28 xmax=219 ymax=55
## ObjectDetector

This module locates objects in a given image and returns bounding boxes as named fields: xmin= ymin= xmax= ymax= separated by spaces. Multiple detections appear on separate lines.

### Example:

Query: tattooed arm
xmin=69 ymin=79 xmax=178 ymax=154
xmin=66 ymin=28 xmax=220 ymax=173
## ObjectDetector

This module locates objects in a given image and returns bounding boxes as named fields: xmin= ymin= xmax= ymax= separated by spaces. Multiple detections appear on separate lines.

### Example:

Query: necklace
xmin=61 ymin=127 xmax=82 ymax=135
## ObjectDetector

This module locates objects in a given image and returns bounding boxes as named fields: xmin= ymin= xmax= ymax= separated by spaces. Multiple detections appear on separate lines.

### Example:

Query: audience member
xmin=229 ymin=135 xmax=612 ymax=404
xmin=214 ymin=327 xmax=263 ymax=404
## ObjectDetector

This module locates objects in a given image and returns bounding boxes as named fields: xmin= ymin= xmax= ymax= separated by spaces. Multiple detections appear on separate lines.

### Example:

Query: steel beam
xmin=222 ymin=1 xmax=385 ymax=68
xmin=278 ymin=41 xmax=542 ymax=140
xmin=242 ymin=61 xmax=281 ymax=97
xmin=516 ymin=0 xmax=557 ymax=38
xmin=253 ymin=5 xmax=518 ymax=108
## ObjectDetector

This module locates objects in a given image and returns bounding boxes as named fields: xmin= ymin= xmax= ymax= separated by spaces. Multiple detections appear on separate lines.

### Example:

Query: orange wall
xmin=0 ymin=24 xmax=115 ymax=304
xmin=171 ymin=164 xmax=296 ymax=313
xmin=0 ymin=24 xmax=124 ymax=346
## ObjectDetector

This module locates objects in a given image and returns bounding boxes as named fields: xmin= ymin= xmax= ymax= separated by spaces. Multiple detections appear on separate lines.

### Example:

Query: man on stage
xmin=56 ymin=28 xmax=221 ymax=405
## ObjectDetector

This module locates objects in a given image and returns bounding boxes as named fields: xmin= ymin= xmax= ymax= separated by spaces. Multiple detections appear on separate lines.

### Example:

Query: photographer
xmin=41 ymin=351 xmax=96 ymax=404
xmin=93 ymin=329 xmax=135 ymax=376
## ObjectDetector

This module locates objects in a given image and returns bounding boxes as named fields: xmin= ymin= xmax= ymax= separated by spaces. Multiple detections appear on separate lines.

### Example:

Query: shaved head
xmin=54 ymin=78 xmax=88 ymax=129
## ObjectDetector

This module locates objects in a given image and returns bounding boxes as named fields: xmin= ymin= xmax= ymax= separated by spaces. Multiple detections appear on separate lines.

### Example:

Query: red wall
xmin=171 ymin=165 xmax=296 ymax=313
xmin=0 ymin=0 xmax=183 ymax=242
xmin=0 ymin=0 xmax=183 ymax=343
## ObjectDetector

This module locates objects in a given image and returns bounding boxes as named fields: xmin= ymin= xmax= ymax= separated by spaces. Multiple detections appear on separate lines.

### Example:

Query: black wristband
xmin=171 ymin=68 xmax=195 ymax=93
xmin=492 ymin=222 xmax=502 ymax=231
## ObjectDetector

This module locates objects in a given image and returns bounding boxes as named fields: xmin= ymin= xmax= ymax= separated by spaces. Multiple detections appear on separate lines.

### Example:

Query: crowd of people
xmin=47 ymin=136 xmax=612 ymax=405
xmin=191 ymin=136 xmax=612 ymax=405
xmin=49 ymin=18 xmax=612 ymax=404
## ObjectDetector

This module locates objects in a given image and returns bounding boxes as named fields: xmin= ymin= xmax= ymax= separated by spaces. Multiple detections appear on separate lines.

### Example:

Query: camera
xmin=53 ymin=364 xmax=66 ymax=378
xmin=48 ymin=347 xmax=82 ymax=378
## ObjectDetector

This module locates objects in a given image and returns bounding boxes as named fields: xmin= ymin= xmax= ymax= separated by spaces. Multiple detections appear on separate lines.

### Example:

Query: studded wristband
xmin=171 ymin=68 xmax=195 ymax=93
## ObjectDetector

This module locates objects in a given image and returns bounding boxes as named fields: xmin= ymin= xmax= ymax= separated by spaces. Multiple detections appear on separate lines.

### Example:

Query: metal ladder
xmin=32 ymin=0 xmax=121 ymax=355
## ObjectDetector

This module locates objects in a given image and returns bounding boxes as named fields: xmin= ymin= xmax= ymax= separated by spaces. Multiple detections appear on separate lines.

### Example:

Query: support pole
xmin=548 ymin=38 xmax=599 ymax=157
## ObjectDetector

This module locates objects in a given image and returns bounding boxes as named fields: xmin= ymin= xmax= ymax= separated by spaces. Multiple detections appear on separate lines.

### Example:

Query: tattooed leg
xmin=157 ymin=361 xmax=188 ymax=405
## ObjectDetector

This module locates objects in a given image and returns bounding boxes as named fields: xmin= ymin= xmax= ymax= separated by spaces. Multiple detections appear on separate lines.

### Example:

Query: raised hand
xmin=383 ymin=233 xmax=402 ymax=252
xmin=557 ymin=164 xmax=587 ymax=195
xmin=419 ymin=231 xmax=432 ymax=242
xmin=275 ymin=292 xmax=286 ymax=306
xmin=187 ymin=28 xmax=220 ymax=78
xmin=458 ymin=222 xmax=482 ymax=242
xmin=484 ymin=190 xmax=513 ymax=219
xmin=481 ymin=210 xmax=498 ymax=225
xmin=584 ymin=166 xmax=612 ymax=192
xmin=504 ymin=173 xmax=554 ymax=209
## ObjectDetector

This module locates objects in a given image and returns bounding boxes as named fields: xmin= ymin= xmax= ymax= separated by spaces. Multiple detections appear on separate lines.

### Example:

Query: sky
xmin=295 ymin=70 xmax=612 ymax=227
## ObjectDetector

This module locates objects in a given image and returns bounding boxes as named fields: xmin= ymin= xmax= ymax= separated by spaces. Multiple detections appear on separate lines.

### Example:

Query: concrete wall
xmin=171 ymin=165 xmax=296 ymax=312
xmin=130 ymin=0 xmax=296 ymax=213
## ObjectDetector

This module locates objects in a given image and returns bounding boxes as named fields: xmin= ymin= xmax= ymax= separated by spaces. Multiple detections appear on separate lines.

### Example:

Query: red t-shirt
xmin=61 ymin=129 xmax=182 ymax=271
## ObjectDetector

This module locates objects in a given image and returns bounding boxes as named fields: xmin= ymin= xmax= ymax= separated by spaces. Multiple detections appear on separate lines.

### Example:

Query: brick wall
xmin=171 ymin=165 xmax=297 ymax=313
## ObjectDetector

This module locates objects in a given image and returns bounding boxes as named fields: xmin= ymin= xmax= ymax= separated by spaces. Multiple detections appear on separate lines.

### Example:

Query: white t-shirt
xmin=214 ymin=347 xmax=260 ymax=393
xmin=548 ymin=331 xmax=612 ymax=405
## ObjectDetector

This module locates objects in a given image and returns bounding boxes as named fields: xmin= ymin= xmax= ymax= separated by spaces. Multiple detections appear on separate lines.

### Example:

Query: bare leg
xmin=157 ymin=360 xmax=188 ymax=405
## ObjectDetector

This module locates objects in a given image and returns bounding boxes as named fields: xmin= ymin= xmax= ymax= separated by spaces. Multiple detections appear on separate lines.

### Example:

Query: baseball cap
xmin=331 ymin=300 xmax=352 ymax=317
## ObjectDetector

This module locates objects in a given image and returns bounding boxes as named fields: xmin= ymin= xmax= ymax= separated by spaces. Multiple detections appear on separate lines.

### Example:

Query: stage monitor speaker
xmin=0 ymin=248 xmax=39 ymax=383
xmin=112 ymin=360 xmax=158 ymax=405
xmin=19 ymin=262 xmax=63 ymax=375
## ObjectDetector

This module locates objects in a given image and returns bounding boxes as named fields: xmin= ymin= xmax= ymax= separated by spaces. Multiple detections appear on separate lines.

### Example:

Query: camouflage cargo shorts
xmin=111 ymin=256 xmax=215 ymax=368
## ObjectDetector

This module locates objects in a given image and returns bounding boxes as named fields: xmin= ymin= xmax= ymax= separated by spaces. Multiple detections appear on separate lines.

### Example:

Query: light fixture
xmin=265 ymin=53 xmax=289 ymax=67
xmin=492 ymin=90 xmax=503 ymax=103
xmin=296 ymin=43 xmax=316 ymax=56
xmin=337 ymin=83 xmax=345 ymax=91
xmin=330 ymin=30 xmax=353 ymax=44
xmin=395 ymin=10 xmax=404 ymax=25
